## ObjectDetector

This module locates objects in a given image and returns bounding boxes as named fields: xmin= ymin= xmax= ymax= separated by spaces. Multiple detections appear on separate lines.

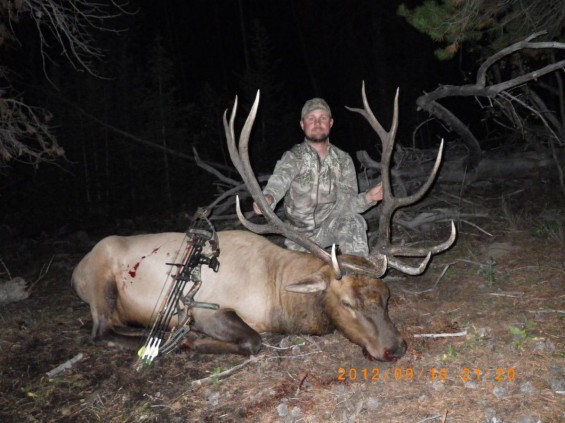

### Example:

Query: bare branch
xmin=0 ymin=95 xmax=64 ymax=166
xmin=193 ymin=147 xmax=240 ymax=187
xmin=413 ymin=330 xmax=467 ymax=338
xmin=12 ymin=0 xmax=135 ymax=79
xmin=45 ymin=353 xmax=84 ymax=377
xmin=416 ymin=32 xmax=565 ymax=168
xmin=191 ymin=356 xmax=258 ymax=388
xmin=1 ymin=1 xmax=132 ymax=165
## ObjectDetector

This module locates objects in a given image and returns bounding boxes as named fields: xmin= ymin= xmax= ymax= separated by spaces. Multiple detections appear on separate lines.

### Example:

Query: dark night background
xmin=0 ymin=0 xmax=527 ymax=238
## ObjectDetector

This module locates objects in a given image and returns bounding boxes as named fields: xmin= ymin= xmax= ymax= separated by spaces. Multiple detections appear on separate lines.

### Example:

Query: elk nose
xmin=384 ymin=340 xmax=407 ymax=362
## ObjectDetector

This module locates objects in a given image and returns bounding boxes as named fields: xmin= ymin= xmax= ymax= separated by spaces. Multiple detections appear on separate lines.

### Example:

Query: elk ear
xmin=285 ymin=274 xmax=328 ymax=293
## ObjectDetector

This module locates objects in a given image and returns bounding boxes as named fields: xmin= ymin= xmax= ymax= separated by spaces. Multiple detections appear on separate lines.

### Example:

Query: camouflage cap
xmin=301 ymin=98 xmax=332 ymax=119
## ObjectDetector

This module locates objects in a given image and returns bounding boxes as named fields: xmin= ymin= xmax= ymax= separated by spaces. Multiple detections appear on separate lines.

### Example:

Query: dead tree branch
xmin=11 ymin=1 xmax=134 ymax=79
xmin=191 ymin=356 xmax=258 ymax=387
xmin=193 ymin=147 xmax=271 ymax=220
xmin=0 ymin=96 xmax=64 ymax=166
xmin=1 ymin=1 xmax=132 ymax=165
xmin=357 ymin=147 xmax=563 ymax=186
xmin=416 ymin=32 xmax=565 ymax=169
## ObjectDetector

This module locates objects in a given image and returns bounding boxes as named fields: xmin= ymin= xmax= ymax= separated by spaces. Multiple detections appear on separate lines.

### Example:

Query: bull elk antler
xmin=346 ymin=81 xmax=456 ymax=274
xmin=224 ymin=85 xmax=455 ymax=278
xmin=224 ymin=92 xmax=385 ymax=278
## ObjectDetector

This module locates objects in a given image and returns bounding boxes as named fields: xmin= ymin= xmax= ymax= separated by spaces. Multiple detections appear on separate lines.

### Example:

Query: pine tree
xmin=398 ymin=0 xmax=565 ymax=60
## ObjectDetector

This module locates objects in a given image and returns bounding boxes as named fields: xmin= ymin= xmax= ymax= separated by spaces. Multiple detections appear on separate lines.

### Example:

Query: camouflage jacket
xmin=263 ymin=141 xmax=374 ymax=232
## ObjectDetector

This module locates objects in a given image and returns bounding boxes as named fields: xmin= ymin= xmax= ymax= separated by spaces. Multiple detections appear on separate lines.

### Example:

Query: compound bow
xmin=135 ymin=208 xmax=220 ymax=370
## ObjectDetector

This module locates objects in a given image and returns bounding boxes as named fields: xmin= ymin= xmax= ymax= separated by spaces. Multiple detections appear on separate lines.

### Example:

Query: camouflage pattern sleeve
xmin=263 ymin=149 xmax=300 ymax=206
xmin=337 ymin=154 xmax=373 ymax=214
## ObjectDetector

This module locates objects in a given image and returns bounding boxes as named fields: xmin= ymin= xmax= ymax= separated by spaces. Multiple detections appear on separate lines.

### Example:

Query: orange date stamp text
xmin=337 ymin=367 xmax=516 ymax=383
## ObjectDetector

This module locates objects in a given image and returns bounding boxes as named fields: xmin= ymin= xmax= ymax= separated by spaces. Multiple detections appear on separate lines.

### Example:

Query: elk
xmin=72 ymin=83 xmax=455 ymax=362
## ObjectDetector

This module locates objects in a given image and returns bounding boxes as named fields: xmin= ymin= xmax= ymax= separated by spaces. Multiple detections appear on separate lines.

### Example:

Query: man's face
xmin=300 ymin=109 xmax=333 ymax=143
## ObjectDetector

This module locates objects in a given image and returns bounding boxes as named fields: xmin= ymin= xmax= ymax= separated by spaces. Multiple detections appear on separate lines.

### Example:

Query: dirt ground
xmin=1 ymin=185 xmax=564 ymax=422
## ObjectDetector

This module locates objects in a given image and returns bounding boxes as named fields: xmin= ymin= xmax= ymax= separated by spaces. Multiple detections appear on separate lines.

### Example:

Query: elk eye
xmin=341 ymin=300 xmax=353 ymax=309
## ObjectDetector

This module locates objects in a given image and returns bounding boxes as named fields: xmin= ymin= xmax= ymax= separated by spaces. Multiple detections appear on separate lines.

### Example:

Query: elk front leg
xmin=187 ymin=309 xmax=262 ymax=355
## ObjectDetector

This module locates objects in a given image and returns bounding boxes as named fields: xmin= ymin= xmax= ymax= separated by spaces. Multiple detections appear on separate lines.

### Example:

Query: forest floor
xmin=0 ymin=182 xmax=564 ymax=423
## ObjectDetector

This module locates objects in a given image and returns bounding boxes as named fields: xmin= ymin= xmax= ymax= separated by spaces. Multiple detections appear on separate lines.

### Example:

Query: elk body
xmin=72 ymin=83 xmax=455 ymax=362
xmin=72 ymin=230 xmax=406 ymax=361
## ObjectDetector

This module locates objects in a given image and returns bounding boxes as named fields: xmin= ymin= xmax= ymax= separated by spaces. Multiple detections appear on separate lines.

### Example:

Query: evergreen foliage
xmin=398 ymin=0 xmax=565 ymax=60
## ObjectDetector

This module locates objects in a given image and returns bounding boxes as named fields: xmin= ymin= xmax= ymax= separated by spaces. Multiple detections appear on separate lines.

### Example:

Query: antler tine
xmin=384 ymin=221 xmax=457 ymax=257
xmin=346 ymin=82 xmax=399 ymax=212
xmin=225 ymin=91 xmax=334 ymax=265
xmin=225 ymin=91 xmax=280 ymax=228
xmin=235 ymin=91 xmax=265 ymax=209
xmin=224 ymin=96 xmax=244 ymax=177
xmin=388 ymin=252 xmax=431 ymax=275
xmin=234 ymin=195 xmax=272 ymax=234
xmin=351 ymin=80 xmax=389 ymax=140
xmin=377 ymin=138 xmax=456 ymax=258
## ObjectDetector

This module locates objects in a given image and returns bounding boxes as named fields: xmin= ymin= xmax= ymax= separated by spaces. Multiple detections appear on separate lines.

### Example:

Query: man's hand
xmin=253 ymin=195 xmax=274 ymax=215
xmin=365 ymin=182 xmax=383 ymax=204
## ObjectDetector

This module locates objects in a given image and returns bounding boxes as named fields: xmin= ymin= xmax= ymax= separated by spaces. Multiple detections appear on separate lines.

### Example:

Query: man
xmin=253 ymin=97 xmax=383 ymax=257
